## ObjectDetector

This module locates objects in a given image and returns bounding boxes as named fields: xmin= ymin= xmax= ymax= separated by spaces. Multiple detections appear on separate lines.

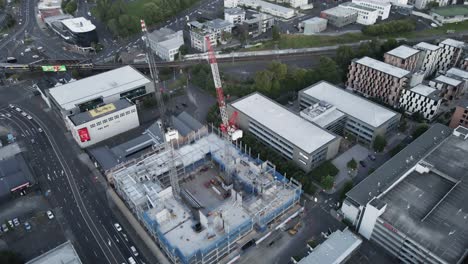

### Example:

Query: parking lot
xmin=0 ymin=193 xmax=66 ymax=261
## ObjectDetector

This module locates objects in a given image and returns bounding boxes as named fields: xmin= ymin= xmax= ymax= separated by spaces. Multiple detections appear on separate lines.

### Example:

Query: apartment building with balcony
xmin=428 ymin=74 xmax=464 ymax=101
xmin=339 ymin=2 xmax=379 ymax=25
xmin=399 ymin=84 xmax=442 ymax=121
xmin=384 ymin=45 xmax=423 ymax=73
xmin=436 ymin=38 xmax=466 ymax=73
xmin=346 ymin=56 xmax=411 ymax=106
xmin=413 ymin=42 xmax=442 ymax=78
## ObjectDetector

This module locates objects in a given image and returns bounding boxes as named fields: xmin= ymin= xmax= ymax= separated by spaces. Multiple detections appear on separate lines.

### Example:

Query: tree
xmin=412 ymin=124 xmax=429 ymax=138
xmin=268 ymin=61 xmax=288 ymax=80
xmin=321 ymin=175 xmax=335 ymax=190
xmin=373 ymin=135 xmax=387 ymax=152
xmin=143 ymin=2 xmax=161 ymax=24
xmin=64 ymin=0 xmax=77 ymax=14
xmin=426 ymin=1 xmax=439 ymax=8
xmin=399 ymin=118 xmax=407 ymax=132
xmin=179 ymin=44 xmax=189 ymax=55
xmin=254 ymin=70 xmax=274 ymax=94
xmin=347 ymin=158 xmax=357 ymax=170
xmin=272 ymin=25 xmax=280 ymax=41
xmin=315 ymin=57 xmax=341 ymax=84
xmin=339 ymin=181 xmax=354 ymax=201
xmin=0 ymin=0 xmax=5 ymax=9
xmin=0 ymin=250 xmax=23 ymax=264
xmin=335 ymin=45 xmax=355 ymax=68
xmin=411 ymin=111 xmax=425 ymax=122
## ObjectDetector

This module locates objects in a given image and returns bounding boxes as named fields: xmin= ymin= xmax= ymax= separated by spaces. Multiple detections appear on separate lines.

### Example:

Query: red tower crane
xmin=205 ymin=36 xmax=242 ymax=141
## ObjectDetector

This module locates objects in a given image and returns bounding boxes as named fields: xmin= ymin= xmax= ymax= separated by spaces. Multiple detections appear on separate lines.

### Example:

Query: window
xmin=90 ymin=124 xmax=96 ymax=128
xmin=120 ymin=113 xmax=125 ymax=117
xmin=125 ymin=111 xmax=131 ymax=115
xmin=131 ymin=109 xmax=136 ymax=113
xmin=103 ymin=119 xmax=107 ymax=123
xmin=96 ymin=121 xmax=102 ymax=126
xmin=109 ymin=117 xmax=113 ymax=121
xmin=114 ymin=115 xmax=119 ymax=119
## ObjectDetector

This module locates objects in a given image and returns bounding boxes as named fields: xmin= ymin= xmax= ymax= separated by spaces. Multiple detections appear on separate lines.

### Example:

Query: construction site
xmin=109 ymin=126 xmax=302 ymax=264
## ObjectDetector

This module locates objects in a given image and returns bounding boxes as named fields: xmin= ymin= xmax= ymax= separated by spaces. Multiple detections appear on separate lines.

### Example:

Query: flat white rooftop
xmin=355 ymin=56 xmax=410 ymax=78
xmin=410 ymin=84 xmax=438 ymax=97
xmin=301 ymin=81 xmax=399 ymax=128
xmin=49 ymin=66 xmax=151 ymax=111
xmin=239 ymin=0 xmax=295 ymax=15
xmin=26 ymin=241 xmax=82 ymax=264
xmin=297 ymin=228 xmax=362 ymax=264
xmin=434 ymin=75 xmax=463 ymax=86
xmin=61 ymin=17 xmax=96 ymax=33
xmin=440 ymin=38 xmax=465 ymax=48
xmin=352 ymin=0 xmax=391 ymax=7
xmin=447 ymin=67 xmax=468 ymax=79
xmin=414 ymin=41 xmax=440 ymax=51
xmin=322 ymin=6 xmax=358 ymax=17
xmin=386 ymin=45 xmax=420 ymax=59
xmin=232 ymin=93 xmax=336 ymax=154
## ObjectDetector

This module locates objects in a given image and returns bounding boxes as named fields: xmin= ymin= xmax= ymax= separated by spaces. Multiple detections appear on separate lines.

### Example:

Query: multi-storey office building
xmin=148 ymin=28 xmax=184 ymax=61
xmin=398 ymin=84 xmax=442 ymax=121
xmin=449 ymin=99 xmax=468 ymax=129
xmin=384 ymin=45 xmax=422 ymax=72
xmin=47 ymin=66 xmax=154 ymax=119
xmin=346 ymin=56 xmax=411 ymax=106
xmin=228 ymin=93 xmax=340 ymax=172
xmin=242 ymin=13 xmax=275 ymax=37
xmin=189 ymin=19 xmax=233 ymax=51
xmin=436 ymin=38 xmax=466 ymax=73
xmin=339 ymin=2 xmax=379 ymax=25
xmin=341 ymin=124 xmax=468 ymax=264
xmin=413 ymin=42 xmax=442 ymax=77
xmin=428 ymin=74 xmax=464 ymax=101
xmin=351 ymin=0 xmax=391 ymax=19
xmin=224 ymin=8 xmax=246 ymax=24
xmin=299 ymin=81 xmax=400 ymax=145
xmin=320 ymin=6 xmax=358 ymax=27
xmin=45 ymin=16 xmax=98 ymax=48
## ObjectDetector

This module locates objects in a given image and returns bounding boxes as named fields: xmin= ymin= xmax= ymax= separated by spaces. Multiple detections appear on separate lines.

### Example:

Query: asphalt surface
xmin=0 ymin=87 xmax=151 ymax=264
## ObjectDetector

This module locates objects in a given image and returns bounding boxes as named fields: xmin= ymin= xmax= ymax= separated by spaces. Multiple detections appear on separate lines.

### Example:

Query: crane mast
xmin=141 ymin=20 xmax=180 ymax=198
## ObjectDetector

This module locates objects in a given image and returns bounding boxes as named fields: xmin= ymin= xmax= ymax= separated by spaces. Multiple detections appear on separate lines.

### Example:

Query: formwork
xmin=112 ymin=128 xmax=302 ymax=264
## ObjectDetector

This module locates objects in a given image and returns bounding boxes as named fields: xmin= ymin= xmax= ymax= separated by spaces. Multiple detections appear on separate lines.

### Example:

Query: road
xmin=0 ymin=90 xmax=151 ymax=264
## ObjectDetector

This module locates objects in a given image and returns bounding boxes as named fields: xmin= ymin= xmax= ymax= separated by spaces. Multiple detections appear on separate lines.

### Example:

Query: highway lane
xmin=0 ymin=104 xmax=149 ymax=264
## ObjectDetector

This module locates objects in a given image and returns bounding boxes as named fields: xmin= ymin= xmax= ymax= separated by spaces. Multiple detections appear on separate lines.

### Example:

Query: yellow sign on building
xmin=89 ymin=103 xmax=116 ymax=118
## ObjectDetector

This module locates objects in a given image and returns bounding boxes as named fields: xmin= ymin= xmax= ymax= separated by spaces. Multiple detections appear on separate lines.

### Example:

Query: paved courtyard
xmin=332 ymin=144 xmax=370 ymax=192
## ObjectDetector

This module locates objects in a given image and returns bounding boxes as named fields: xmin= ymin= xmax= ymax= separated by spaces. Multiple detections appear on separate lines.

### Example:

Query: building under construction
xmin=109 ymin=126 xmax=302 ymax=264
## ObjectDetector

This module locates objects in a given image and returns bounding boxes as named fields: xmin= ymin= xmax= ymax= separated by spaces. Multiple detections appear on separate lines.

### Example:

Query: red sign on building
xmin=78 ymin=127 xmax=91 ymax=142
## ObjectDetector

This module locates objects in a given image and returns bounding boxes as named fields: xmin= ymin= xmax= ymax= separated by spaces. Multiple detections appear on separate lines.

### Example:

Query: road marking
xmin=85 ymin=235 xmax=89 ymax=241
xmin=94 ymin=250 xmax=98 ymax=257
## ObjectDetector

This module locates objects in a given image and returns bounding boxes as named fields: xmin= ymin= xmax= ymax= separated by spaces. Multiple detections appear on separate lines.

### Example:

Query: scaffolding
xmin=112 ymin=130 xmax=302 ymax=264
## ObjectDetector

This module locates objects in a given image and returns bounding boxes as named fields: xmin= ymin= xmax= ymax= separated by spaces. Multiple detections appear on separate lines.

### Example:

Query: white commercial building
xmin=413 ymin=0 xmax=449 ymax=9
xmin=238 ymin=0 xmax=295 ymax=19
xmin=228 ymin=92 xmax=340 ymax=172
xmin=297 ymin=228 xmax=362 ymax=264
xmin=413 ymin=42 xmax=442 ymax=77
xmin=188 ymin=19 xmax=233 ymax=51
xmin=288 ymin=0 xmax=308 ymax=8
xmin=148 ymin=28 xmax=184 ymax=61
xmin=399 ymin=84 xmax=442 ymax=120
xmin=26 ymin=241 xmax=82 ymax=264
xmin=436 ymin=38 xmax=466 ymax=73
xmin=352 ymin=0 xmax=391 ymax=19
xmin=47 ymin=66 xmax=154 ymax=118
xmin=340 ymin=2 xmax=379 ymax=25
xmin=340 ymin=124 xmax=468 ymax=264
xmin=299 ymin=81 xmax=400 ymax=145
xmin=67 ymin=99 xmax=140 ymax=148
xmin=224 ymin=7 xmax=246 ymax=24
xmin=224 ymin=0 xmax=239 ymax=8
xmin=300 ymin=17 xmax=327 ymax=34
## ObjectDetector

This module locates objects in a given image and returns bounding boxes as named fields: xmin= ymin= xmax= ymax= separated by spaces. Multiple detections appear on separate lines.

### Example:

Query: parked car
xmin=7 ymin=220 xmax=13 ymax=227
xmin=32 ymin=55 xmax=39 ymax=59
xmin=2 ymin=224 xmax=8 ymax=232
xmin=15 ymin=107 xmax=21 ymax=112
xmin=26 ymin=115 xmax=32 ymax=120
xmin=5 ymin=113 xmax=11 ymax=117
xmin=24 ymin=222 xmax=31 ymax=230
xmin=47 ymin=210 xmax=54 ymax=219
xmin=13 ymin=218 xmax=20 ymax=226
xmin=114 ymin=223 xmax=122 ymax=232
xmin=130 ymin=246 xmax=139 ymax=256
xmin=38 ymin=128 xmax=43 ymax=132
xmin=21 ymin=112 xmax=27 ymax=117
xmin=359 ymin=160 xmax=366 ymax=167
xmin=368 ymin=154 xmax=376 ymax=161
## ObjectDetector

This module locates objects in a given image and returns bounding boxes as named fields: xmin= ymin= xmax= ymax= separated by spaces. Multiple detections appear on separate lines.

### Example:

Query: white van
xmin=128 ymin=257 xmax=136 ymax=264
